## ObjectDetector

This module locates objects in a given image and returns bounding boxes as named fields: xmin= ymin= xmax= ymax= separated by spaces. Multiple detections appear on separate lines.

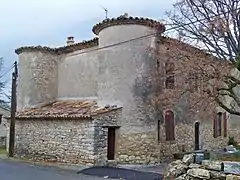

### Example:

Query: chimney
xmin=123 ymin=13 xmax=128 ymax=18
xmin=66 ymin=36 xmax=74 ymax=46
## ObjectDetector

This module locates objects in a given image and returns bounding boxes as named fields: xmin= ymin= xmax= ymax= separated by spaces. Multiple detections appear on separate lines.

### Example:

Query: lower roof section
xmin=14 ymin=100 xmax=122 ymax=120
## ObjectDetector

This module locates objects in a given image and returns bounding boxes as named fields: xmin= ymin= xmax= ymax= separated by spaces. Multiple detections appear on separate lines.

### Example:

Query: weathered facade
xmin=0 ymin=107 xmax=10 ymax=147
xmin=10 ymin=14 xmax=239 ymax=165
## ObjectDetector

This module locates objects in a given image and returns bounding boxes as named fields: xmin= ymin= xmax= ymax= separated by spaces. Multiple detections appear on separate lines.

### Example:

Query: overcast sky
xmin=0 ymin=0 xmax=176 ymax=94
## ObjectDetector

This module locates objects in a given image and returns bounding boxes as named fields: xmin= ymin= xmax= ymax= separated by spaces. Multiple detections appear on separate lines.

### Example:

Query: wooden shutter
xmin=213 ymin=113 xmax=218 ymax=138
xmin=165 ymin=110 xmax=175 ymax=141
xmin=165 ymin=113 xmax=170 ymax=141
xmin=223 ymin=112 xmax=227 ymax=137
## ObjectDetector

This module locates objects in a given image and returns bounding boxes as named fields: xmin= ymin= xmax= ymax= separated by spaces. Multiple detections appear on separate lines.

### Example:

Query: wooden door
xmin=107 ymin=127 xmax=116 ymax=160
xmin=194 ymin=122 xmax=200 ymax=150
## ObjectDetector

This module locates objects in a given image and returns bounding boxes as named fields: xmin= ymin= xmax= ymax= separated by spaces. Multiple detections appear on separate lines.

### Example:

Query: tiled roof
xmin=160 ymin=36 xmax=232 ymax=65
xmin=15 ymin=38 xmax=99 ymax=55
xmin=15 ymin=16 xmax=165 ymax=55
xmin=92 ymin=16 xmax=165 ymax=35
xmin=16 ymin=100 xmax=121 ymax=120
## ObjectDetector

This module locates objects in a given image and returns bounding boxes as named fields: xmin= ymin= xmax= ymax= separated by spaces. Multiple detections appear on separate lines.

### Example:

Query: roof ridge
xmin=15 ymin=38 xmax=99 ymax=55
xmin=92 ymin=16 xmax=165 ymax=35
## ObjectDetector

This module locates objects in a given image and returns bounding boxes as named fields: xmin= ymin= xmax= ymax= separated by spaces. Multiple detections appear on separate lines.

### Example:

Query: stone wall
xmin=17 ymin=51 xmax=60 ymax=111
xmin=12 ymin=118 xmax=95 ymax=165
xmin=93 ymin=109 xmax=122 ymax=165
xmin=164 ymin=154 xmax=240 ymax=179
xmin=116 ymin=122 xmax=228 ymax=165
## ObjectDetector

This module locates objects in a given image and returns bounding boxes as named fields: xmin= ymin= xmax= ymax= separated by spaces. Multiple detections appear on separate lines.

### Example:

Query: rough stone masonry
xmin=10 ymin=15 xmax=240 ymax=166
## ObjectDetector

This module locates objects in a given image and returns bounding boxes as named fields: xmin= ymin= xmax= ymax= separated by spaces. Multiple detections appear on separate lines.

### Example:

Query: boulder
xmin=187 ymin=168 xmax=210 ymax=179
xmin=175 ymin=174 xmax=189 ymax=180
xmin=164 ymin=162 xmax=188 ymax=178
xmin=189 ymin=163 xmax=202 ymax=169
xmin=201 ymin=160 xmax=222 ymax=171
xmin=210 ymin=170 xmax=226 ymax=180
xmin=169 ymin=160 xmax=184 ymax=167
xmin=183 ymin=154 xmax=194 ymax=165
xmin=226 ymin=174 xmax=240 ymax=180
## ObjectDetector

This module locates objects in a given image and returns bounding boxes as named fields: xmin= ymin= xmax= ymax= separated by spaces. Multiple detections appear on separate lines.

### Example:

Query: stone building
xmin=0 ymin=107 xmax=10 ymax=147
xmin=9 ymin=15 xmax=239 ymax=165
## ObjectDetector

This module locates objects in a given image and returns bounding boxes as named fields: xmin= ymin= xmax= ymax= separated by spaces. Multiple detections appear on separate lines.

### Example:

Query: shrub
xmin=228 ymin=136 xmax=238 ymax=146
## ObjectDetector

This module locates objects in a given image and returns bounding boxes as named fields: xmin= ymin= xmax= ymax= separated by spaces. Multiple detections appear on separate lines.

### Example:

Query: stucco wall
xmin=97 ymin=25 xmax=157 ymax=134
xmin=98 ymin=24 xmax=156 ymax=47
xmin=17 ymin=51 xmax=59 ymax=111
xmin=12 ymin=119 xmax=95 ymax=165
xmin=58 ymin=47 xmax=99 ymax=99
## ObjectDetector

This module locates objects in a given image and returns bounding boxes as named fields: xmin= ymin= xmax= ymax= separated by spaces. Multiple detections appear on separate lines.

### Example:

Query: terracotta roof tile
xmin=16 ymin=100 xmax=121 ymax=120
xmin=92 ymin=16 xmax=165 ymax=35
xmin=15 ymin=38 xmax=99 ymax=55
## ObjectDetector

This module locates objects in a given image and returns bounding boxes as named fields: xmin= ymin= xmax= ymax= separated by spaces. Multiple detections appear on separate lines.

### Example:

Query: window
xmin=214 ymin=112 xmax=227 ymax=138
xmin=157 ymin=120 xmax=160 ymax=142
xmin=165 ymin=110 xmax=175 ymax=141
xmin=189 ymin=72 xmax=199 ymax=92
xmin=166 ymin=76 xmax=175 ymax=89
xmin=165 ymin=62 xmax=175 ymax=89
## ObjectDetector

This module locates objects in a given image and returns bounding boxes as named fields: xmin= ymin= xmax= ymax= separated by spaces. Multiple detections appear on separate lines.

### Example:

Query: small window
xmin=189 ymin=72 xmax=199 ymax=92
xmin=165 ymin=62 xmax=175 ymax=89
xmin=166 ymin=76 xmax=175 ymax=89
xmin=165 ymin=110 xmax=175 ymax=141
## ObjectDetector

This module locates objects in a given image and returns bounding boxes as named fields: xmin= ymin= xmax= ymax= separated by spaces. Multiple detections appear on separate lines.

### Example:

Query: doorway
xmin=107 ymin=127 xmax=116 ymax=160
xmin=194 ymin=122 xmax=200 ymax=150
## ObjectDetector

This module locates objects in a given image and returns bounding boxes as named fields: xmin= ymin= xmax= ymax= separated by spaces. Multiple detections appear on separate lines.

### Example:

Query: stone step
xmin=107 ymin=160 xmax=117 ymax=167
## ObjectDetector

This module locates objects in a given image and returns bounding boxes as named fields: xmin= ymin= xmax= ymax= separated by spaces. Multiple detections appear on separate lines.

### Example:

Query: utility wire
xmin=0 ymin=64 xmax=14 ymax=79
xmin=68 ymin=7 xmax=240 ymax=57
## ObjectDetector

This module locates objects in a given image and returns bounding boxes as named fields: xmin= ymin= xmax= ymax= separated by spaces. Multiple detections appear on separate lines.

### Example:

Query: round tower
xmin=93 ymin=15 xmax=165 ymax=47
xmin=93 ymin=15 xmax=165 ymax=130
xmin=15 ymin=47 xmax=59 ymax=111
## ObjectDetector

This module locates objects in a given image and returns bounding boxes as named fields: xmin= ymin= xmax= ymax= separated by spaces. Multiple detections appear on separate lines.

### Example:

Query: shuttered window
xmin=165 ymin=110 xmax=175 ymax=141
xmin=213 ymin=112 xmax=227 ymax=138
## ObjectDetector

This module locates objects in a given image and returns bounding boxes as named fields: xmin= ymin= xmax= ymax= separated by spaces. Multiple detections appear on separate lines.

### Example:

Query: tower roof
xmin=92 ymin=16 xmax=165 ymax=35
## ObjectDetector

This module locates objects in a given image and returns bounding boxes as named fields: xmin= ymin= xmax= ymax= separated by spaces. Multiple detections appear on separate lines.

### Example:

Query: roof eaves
xmin=92 ymin=16 xmax=165 ymax=35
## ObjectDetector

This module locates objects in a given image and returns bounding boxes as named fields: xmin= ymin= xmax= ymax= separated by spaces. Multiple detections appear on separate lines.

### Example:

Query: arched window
xmin=165 ymin=110 xmax=175 ymax=141
xmin=165 ymin=62 xmax=175 ymax=89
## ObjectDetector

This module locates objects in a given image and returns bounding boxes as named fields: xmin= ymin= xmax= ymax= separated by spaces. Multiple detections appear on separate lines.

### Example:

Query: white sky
xmin=0 ymin=0 xmax=176 ymax=95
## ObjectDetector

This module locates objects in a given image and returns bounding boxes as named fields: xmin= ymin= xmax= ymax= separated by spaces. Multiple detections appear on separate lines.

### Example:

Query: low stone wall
xmin=13 ymin=119 xmax=95 ymax=165
xmin=164 ymin=154 xmax=240 ymax=179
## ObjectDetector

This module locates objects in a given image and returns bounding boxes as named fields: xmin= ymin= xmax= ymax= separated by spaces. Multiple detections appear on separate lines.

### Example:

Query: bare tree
xmin=166 ymin=0 xmax=240 ymax=116
xmin=0 ymin=58 xmax=11 ymax=110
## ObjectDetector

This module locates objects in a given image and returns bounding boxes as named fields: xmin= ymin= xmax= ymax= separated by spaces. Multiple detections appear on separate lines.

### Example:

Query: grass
xmin=235 ymin=145 xmax=240 ymax=150
xmin=0 ymin=147 xmax=6 ymax=154
xmin=218 ymin=151 xmax=240 ymax=162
